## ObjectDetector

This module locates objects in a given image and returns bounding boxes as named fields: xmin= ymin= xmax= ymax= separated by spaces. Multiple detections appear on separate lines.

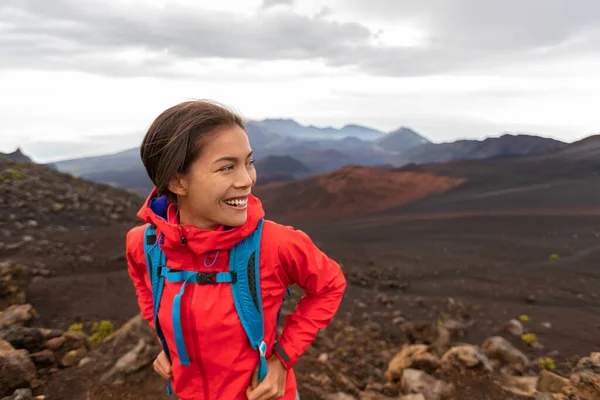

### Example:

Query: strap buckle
xmin=258 ymin=341 xmax=267 ymax=358
xmin=196 ymin=272 xmax=217 ymax=285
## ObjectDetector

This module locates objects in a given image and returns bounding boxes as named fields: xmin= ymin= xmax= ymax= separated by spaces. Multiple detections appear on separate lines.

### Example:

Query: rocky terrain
xmin=1 ymin=157 xmax=598 ymax=399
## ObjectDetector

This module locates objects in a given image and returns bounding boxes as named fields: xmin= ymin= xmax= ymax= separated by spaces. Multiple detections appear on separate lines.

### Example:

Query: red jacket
xmin=126 ymin=189 xmax=346 ymax=400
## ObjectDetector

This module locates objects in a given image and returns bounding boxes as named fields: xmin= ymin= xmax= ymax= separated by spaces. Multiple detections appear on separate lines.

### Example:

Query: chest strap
xmin=160 ymin=266 xmax=236 ymax=365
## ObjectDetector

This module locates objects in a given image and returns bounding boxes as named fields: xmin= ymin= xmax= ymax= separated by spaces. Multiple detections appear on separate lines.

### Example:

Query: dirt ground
xmin=3 ymin=210 xmax=598 ymax=399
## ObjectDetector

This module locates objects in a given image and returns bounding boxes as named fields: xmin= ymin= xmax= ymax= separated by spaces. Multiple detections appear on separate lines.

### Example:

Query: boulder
xmin=440 ymin=345 xmax=493 ymax=372
xmin=0 ymin=326 xmax=45 ymax=353
xmin=385 ymin=345 xmax=441 ymax=381
xmin=481 ymin=336 xmax=529 ymax=373
xmin=0 ymin=339 xmax=36 ymax=396
xmin=400 ymin=368 xmax=454 ymax=400
xmin=502 ymin=319 xmax=524 ymax=337
xmin=569 ymin=352 xmax=600 ymax=400
xmin=0 ymin=262 xmax=32 ymax=311
xmin=1 ymin=388 xmax=33 ymax=400
xmin=0 ymin=305 xmax=37 ymax=330
xmin=499 ymin=376 xmax=538 ymax=397
xmin=99 ymin=338 xmax=158 ymax=384
xmin=537 ymin=369 xmax=570 ymax=394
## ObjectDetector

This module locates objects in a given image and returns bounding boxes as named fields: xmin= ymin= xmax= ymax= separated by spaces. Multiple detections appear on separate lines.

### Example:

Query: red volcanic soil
xmin=254 ymin=165 xmax=465 ymax=222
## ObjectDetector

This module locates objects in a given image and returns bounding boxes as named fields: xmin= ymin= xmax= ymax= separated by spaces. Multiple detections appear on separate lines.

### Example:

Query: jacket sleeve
xmin=274 ymin=226 xmax=346 ymax=369
xmin=125 ymin=225 xmax=155 ymax=329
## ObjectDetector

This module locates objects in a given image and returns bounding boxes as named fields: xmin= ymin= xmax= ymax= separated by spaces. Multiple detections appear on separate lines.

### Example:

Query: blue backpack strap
xmin=230 ymin=218 xmax=268 ymax=382
xmin=143 ymin=224 xmax=174 ymax=395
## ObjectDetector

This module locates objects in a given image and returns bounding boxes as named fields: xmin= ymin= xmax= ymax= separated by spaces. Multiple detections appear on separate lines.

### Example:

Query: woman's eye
xmin=248 ymin=159 xmax=256 ymax=166
xmin=220 ymin=165 xmax=234 ymax=172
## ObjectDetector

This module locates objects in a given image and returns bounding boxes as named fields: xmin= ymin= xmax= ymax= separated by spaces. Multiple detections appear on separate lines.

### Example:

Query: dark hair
xmin=140 ymin=100 xmax=245 ymax=199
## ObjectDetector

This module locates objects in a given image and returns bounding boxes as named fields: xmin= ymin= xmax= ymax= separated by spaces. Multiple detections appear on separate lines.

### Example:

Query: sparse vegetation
xmin=67 ymin=323 xmax=84 ymax=333
xmin=521 ymin=333 xmax=537 ymax=345
xmin=91 ymin=320 xmax=114 ymax=344
xmin=519 ymin=315 xmax=530 ymax=323
xmin=539 ymin=357 xmax=556 ymax=371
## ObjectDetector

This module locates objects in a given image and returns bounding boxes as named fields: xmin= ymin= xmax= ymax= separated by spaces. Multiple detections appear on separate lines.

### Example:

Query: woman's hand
xmin=246 ymin=355 xmax=288 ymax=400
xmin=153 ymin=350 xmax=173 ymax=380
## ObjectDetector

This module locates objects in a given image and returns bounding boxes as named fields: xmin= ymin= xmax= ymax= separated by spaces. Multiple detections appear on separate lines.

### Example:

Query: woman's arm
xmin=274 ymin=226 xmax=347 ymax=369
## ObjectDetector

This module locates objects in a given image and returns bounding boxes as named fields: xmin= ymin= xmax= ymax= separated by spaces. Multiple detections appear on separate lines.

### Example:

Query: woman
xmin=125 ymin=100 xmax=346 ymax=400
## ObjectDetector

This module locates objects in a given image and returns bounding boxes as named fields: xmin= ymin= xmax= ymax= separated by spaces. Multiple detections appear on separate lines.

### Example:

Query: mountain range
xmin=4 ymin=118 xmax=574 ymax=196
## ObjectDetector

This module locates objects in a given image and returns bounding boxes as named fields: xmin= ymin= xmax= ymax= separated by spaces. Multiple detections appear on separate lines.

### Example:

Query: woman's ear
xmin=168 ymin=173 xmax=188 ymax=197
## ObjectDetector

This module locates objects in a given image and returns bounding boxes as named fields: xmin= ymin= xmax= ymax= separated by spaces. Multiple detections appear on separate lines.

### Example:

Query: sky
xmin=1 ymin=0 xmax=599 ymax=162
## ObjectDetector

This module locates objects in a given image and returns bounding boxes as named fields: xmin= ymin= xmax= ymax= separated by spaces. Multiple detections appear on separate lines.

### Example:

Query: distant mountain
xmin=0 ymin=148 xmax=33 ymax=163
xmin=375 ymin=127 xmax=430 ymax=153
xmin=50 ymin=147 xmax=141 ymax=177
xmin=254 ymin=155 xmax=312 ymax=186
xmin=254 ymin=165 xmax=465 ymax=222
xmin=260 ymin=119 xmax=386 ymax=141
xmin=397 ymin=134 xmax=566 ymax=165
xmin=391 ymin=134 xmax=600 ymax=216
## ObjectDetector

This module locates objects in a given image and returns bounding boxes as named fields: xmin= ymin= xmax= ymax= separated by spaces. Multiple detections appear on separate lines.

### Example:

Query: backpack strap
xmin=229 ymin=218 xmax=268 ymax=382
xmin=143 ymin=224 xmax=174 ymax=395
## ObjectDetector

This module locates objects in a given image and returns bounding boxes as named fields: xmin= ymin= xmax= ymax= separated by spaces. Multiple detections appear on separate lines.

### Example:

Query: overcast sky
xmin=1 ymin=0 xmax=599 ymax=162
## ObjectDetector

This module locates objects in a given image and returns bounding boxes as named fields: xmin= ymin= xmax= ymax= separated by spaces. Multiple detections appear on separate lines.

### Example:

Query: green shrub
xmin=90 ymin=320 xmax=114 ymax=344
xmin=67 ymin=323 xmax=83 ymax=333
xmin=539 ymin=357 xmax=556 ymax=371
xmin=521 ymin=333 xmax=537 ymax=345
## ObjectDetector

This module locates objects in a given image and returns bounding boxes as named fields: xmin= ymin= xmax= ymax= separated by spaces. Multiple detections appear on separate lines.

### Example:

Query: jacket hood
xmin=137 ymin=188 xmax=265 ymax=270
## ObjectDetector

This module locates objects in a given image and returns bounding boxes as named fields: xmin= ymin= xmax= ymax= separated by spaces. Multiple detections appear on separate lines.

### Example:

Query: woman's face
xmin=170 ymin=125 xmax=257 ymax=229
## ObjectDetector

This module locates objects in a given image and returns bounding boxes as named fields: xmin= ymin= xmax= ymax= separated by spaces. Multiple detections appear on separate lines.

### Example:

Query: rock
xmin=400 ymin=321 xmax=439 ymax=345
xmin=481 ymin=336 xmax=529 ymax=374
xmin=569 ymin=352 xmax=600 ymax=400
xmin=0 ymin=304 xmax=37 ymax=330
xmin=534 ymin=393 xmax=563 ymax=400
xmin=45 ymin=336 xmax=66 ymax=351
xmin=103 ymin=313 xmax=158 ymax=347
xmin=399 ymin=395 xmax=425 ymax=400
xmin=78 ymin=356 xmax=93 ymax=367
xmin=60 ymin=347 xmax=87 ymax=367
xmin=358 ymin=392 xmax=397 ymax=400
xmin=499 ymin=376 xmax=538 ymax=397
xmin=38 ymin=329 xmax=62 ymax=340
xmin=318 ymin=353 xmax=329 ymax=363
xmin=440 ymin=345 xmax=493 ymax=372
xmin=376 ymin=293 xmax=393 ymax=307
xmin=0 ymin=326 xmax=45 ymax=353
xmin=29 ymin=349 xmax=55 ymax=367
xmin=526 ymin=295 xmax=537 ymax=304
xmin=78 ymin=255 xmax=94 ymax=263
xmin=1 ymin=388 xmax=33 ymax=400
xmin=537 ymin=369 xmax=570 ymax=394
xmin=400 ymin=368 xmax=454 ymax=400
xmin=100 ymin=338 xmax=157 ymax=384
xmin=503 ymin=319 xmax=524 ymax=336
xmin=385 ymin=345 xmax=441 ymax=381
xmin=62 ymin=331 xmax=90 ymax=351
xmin=325 ymin=393 xmax=356 ymax=400
xmin=0 ymin=262 xmax=32 ymax=311
xmin=0 ymin=339 xmax=37 ymax=396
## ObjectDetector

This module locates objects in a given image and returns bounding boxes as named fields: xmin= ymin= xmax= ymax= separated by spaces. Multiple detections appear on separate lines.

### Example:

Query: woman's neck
xmin=177 ymin=204 xmax=220 ymax=231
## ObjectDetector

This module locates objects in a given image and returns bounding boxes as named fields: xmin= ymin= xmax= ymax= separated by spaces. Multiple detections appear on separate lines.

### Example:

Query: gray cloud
xmin=262 ymin=0 xmax=295 ymax=9
xmin=1 ymin=0 xmax=599 ymax=78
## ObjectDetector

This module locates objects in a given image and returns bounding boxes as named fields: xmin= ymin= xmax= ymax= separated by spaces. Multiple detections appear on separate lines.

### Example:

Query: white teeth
xmin=225 ymin=198 xmax=247 ymax=207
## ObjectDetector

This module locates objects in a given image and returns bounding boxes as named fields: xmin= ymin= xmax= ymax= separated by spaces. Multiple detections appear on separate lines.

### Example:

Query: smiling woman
xmin=126 ymin=99 xmax=346 ymax=400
